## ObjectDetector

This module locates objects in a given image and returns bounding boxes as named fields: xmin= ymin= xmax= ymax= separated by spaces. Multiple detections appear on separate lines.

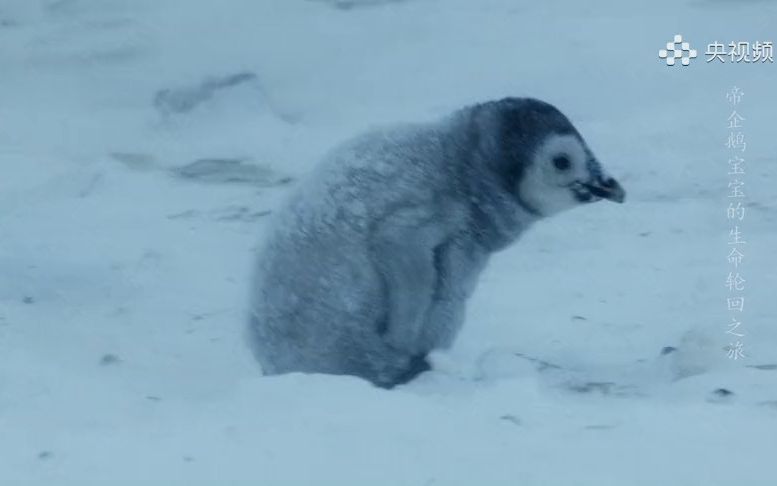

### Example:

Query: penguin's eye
xmin=552 ymin=155 xmax=571 ymax=171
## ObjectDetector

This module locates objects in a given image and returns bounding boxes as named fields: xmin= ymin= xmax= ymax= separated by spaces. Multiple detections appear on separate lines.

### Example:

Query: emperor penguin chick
xmin=249 ymin=97 xmax=625 ymax=388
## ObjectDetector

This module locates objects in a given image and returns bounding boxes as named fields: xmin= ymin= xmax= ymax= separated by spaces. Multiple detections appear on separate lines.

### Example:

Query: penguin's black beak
xmin=583 ymin=177 xmax=625 ymax=203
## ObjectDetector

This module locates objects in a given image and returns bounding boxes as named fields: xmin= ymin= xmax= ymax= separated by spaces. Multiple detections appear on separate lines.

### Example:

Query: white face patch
xmin=518 ymin=133 xmax=594 ymax=216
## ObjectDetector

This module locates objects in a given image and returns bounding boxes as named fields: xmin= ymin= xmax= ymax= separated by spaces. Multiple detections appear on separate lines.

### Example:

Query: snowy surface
xmin=1 ymin=0 xmax=776 ymax=484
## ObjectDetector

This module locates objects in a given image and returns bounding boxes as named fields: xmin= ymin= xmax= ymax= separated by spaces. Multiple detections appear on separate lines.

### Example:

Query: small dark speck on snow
xmin=499 ymin=414 xmax=522 ymax=426
xmin=747 ymin=364 xmax=777 ymax=371
xmin=660 ymin=346 xmax=677 ymax=355
xmin=100 ymin=354 xmax=121 ymax=366
xmin=570 ymin=382 xmax=616 ymax=394
xmin=584 ymin=424 xmax=617 ymax=430
xmin=707 ymin=388 xmax=736 ymax=404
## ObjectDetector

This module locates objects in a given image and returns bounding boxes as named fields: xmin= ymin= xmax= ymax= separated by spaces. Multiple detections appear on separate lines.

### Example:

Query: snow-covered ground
xmin=1 ymin=0 xmax=776 ymax=483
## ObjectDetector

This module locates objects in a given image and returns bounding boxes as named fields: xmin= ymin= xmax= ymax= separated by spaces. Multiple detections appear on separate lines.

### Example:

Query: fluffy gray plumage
xmin=249 ymin=97 xmax=625 ymax=388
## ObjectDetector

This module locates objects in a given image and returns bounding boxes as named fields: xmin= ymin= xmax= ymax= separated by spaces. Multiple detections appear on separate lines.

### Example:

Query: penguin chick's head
xmin=487 ymin=97 xmax=625 ymax=217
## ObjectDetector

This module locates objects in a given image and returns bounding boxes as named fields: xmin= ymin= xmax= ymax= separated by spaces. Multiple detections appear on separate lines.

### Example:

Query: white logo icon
xmin=659 ymin=34 xmax=698 ymax=66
